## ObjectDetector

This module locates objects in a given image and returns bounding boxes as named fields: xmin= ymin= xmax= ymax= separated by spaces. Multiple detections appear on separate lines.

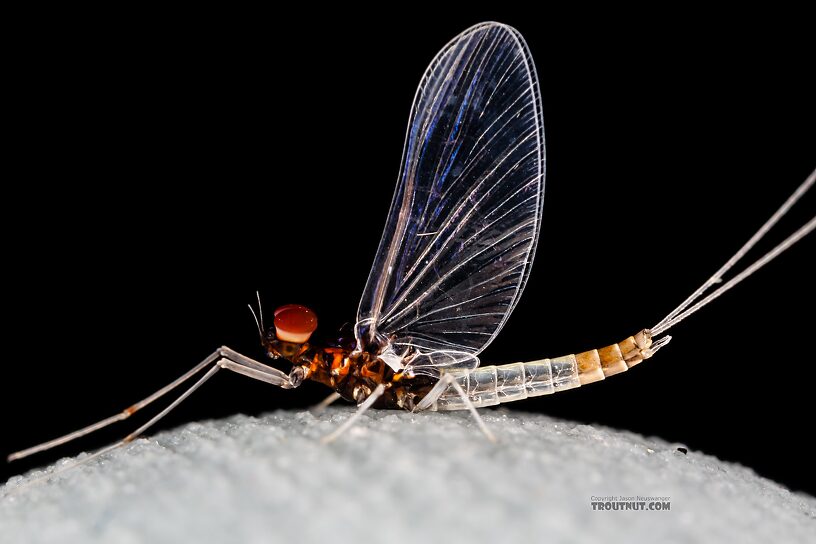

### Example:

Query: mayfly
xmin=9 ymin=22 xmax=814 ymax=471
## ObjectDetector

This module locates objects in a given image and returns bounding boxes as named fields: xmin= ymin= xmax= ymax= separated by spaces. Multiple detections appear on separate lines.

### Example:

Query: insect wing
xmin=356 ymin=23 xmax=546 ymax=376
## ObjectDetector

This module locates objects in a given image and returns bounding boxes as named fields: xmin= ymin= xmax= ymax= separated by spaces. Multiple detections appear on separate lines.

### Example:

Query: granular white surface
xmin=2 ymin=408 xmax=814 ymax=544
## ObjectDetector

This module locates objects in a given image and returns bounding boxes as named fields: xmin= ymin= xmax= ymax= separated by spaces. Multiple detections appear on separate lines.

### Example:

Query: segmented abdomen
xmin=430 ymin=330 xmax=652 ymax=411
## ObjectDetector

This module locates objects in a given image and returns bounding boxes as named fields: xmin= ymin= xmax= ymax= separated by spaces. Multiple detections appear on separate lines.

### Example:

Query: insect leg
xmin=109 ymin=347 xmax=295 ymax=445
xmin=7 ymin=347 xmax=291 ymax=462
xmin=5 ymin=349 xmax=295 ymax=494
xmin=8 ymin=350 xmax=220 ymax=462
xmin=320 ymin=384 xmax=386 ymax=444
xmin=413 ymin=374 xmax=496 ymax=442
xmin=4 ymin=364 xmax=221 ymax=495
xmin=310 ymin=392 xmax=343 ymax=416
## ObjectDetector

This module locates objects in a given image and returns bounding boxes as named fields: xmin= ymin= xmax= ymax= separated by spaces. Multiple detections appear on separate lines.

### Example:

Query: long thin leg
xmin=5 ymin=364 xmax=222 ymax=495
xmin=321 ymin=384 xmax=386 ymax=444
xmin=4 ymin=350 xmax=295 ymax=495
xmin=413 ymin=374 xmax=453 ymax=412
xmin=413 ymin=374 xmax=496 ymax=442
xmin=7 ymin=347 xmax=291 ymax=462
xmin=7 ymin=351 xmax=220 ymax=462
xmin=124 ymin=364 xmax=221 ymax=443
xmin=310 ymin=392 xmax=343 ymax=416
xmin=110 ymin=352 xmax=292 ymax=446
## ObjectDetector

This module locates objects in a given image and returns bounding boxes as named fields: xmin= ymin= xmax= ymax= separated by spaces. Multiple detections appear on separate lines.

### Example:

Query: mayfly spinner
xmin=9 ymin=22 xmax=815 ymax=469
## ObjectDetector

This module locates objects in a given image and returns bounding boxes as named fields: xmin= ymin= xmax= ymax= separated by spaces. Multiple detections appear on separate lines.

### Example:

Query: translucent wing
xmin=356 ymin=22 xmax=545 ymax=376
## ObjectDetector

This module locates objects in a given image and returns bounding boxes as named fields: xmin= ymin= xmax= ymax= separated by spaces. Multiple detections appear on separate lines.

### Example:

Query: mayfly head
xmin=263 ymin=304 xmax=318 ymax=360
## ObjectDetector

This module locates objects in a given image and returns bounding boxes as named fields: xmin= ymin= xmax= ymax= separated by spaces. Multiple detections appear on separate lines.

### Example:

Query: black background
xmin=3 ymin=8 xmax=814 ymax=495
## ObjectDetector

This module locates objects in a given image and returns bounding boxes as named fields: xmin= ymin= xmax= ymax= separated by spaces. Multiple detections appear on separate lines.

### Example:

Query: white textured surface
xmin=2 ymin=408 xmax=814 ymax=544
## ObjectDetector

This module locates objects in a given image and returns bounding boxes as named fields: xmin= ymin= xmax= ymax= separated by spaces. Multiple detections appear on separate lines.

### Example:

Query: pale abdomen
xmin=429 ymin=330 xmax=654 ymax=411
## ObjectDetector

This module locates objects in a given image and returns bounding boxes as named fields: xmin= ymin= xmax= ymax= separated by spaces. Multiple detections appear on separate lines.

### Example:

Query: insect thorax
xmin=273 ymin=339 xmax=435 ymax=410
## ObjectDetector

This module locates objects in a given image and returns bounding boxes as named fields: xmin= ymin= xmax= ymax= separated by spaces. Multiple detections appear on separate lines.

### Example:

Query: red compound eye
xmin=273 ymin=304 xmax=318 ymax=343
